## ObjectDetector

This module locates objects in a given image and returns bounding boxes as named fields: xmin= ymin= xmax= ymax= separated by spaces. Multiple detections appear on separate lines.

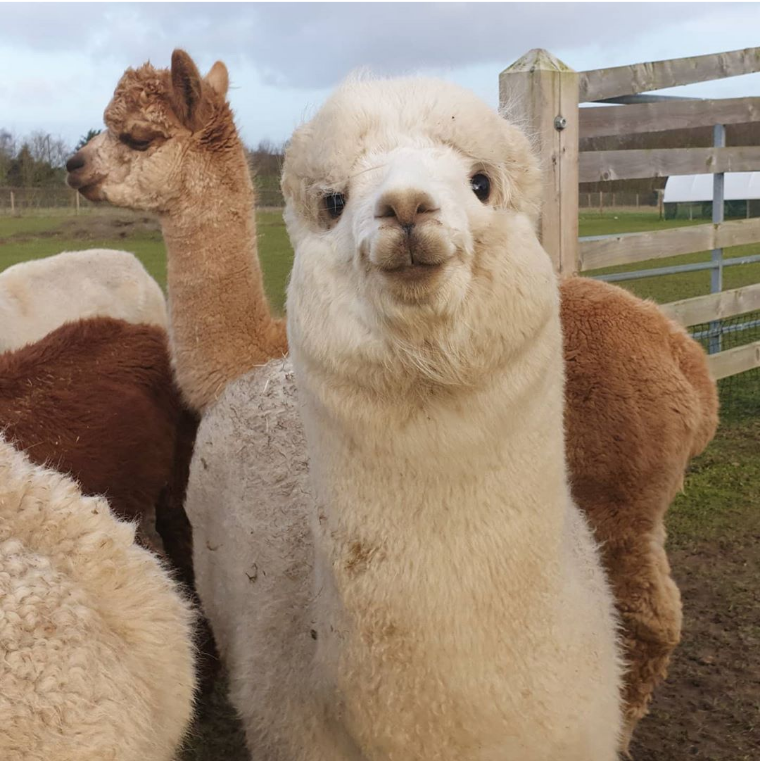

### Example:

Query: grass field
xmin=5 ymin=209 xmax=760 ymax=310
xmin=0 ymin=209 xmax=293 ymax=314
xmin=1 ymin=207 xmax=758 ymax=760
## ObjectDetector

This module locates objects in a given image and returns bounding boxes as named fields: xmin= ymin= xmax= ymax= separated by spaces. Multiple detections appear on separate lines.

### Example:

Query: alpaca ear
xmin=171 ymin=49 xmax=204 ymax=130
xmin=205 ymin=61 xmax=229 ymax=97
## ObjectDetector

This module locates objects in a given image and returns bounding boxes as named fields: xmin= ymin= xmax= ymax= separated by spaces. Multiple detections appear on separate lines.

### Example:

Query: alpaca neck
xmin=160 ymin=155 xmax=287 ymax=411
xmin=302 ymin=324 xmax=569 ymax=630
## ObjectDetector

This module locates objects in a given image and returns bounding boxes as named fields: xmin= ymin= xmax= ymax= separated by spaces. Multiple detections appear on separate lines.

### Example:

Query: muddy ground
xmin=631 ymin=534 xmax=760 ymax=760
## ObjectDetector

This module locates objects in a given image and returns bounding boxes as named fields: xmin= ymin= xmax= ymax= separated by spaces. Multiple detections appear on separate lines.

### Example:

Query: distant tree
xmin=76 ymin=128 xmax=102 ymax=151
xmin=6 ymin=145 xmax=36 ymax=187
xmin=246 ymin=139 xmax=284 ymax=177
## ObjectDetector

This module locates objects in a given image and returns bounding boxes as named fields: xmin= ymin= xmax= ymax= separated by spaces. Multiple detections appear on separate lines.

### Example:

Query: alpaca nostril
xmin=66 ymin=152 xmax=86 ymax=173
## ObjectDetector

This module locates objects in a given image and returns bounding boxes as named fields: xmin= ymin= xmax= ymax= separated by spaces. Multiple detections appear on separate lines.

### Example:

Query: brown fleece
xmin=0 ymin=317 xmax=197 ymax=572
xmin=561 ymin=277 xmax=719 ymax=749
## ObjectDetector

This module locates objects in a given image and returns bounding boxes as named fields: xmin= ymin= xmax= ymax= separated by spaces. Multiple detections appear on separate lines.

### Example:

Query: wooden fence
xmin=502 ymin=46 xmax=760 ymax=380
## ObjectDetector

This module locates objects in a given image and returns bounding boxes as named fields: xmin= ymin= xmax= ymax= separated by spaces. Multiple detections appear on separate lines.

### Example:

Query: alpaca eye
xmin=471 ymin=173 xmax=491 ymax=203
xmin=120 ymin=134 xmax=152 ymax=152
xmin=323 ymin=193 xmax=346 ymax=220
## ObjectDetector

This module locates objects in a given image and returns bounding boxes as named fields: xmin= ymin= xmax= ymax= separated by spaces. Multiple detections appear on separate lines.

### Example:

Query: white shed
xmin=663 ymin=173 xmax=760 ymax=218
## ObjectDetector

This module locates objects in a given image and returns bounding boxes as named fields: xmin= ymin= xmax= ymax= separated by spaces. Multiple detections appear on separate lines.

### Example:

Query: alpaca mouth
xmin=380 ymin=260 xmax=445 ymax=284
xmin=67 ymin=174 xmax=105 ymax=202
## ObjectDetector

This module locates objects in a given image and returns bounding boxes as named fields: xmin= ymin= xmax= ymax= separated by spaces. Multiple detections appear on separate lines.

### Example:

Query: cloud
xmin=4 ymin=2 xmax=760 ymax=149
xmin=2 ymin=2 xmax=746 ymax=91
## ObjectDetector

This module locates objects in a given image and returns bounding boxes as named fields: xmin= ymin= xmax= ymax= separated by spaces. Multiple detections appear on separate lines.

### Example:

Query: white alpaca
xmin=189 ymin=77 xmax=622 ymax=761
xmin=0 ymin=248 xmax=168 ymax=352
xmin=0 ymin=436 xmax=196 ymax=760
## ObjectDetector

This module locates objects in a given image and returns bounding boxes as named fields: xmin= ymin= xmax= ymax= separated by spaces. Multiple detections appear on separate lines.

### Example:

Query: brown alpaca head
xmin=67 ymin=49 xmax=236 ymax=213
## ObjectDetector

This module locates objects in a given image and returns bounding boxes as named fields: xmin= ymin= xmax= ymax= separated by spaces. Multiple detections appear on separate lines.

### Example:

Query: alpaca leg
xmin=617 ymin=547 xmax=682 ymax=755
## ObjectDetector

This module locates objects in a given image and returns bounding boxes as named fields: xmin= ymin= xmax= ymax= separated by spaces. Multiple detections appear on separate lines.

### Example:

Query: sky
xmin=4 ymin=2 xmax=760 ymax=151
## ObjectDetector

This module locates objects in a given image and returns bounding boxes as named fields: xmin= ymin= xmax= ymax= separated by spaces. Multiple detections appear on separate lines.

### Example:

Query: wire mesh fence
xmin=689 ymin=311 xmax=760 ymax=420
xmin=0 ymin=185 xmax=285 ymax=215
xmin=579 ymin=191 xmax=659 ymax=210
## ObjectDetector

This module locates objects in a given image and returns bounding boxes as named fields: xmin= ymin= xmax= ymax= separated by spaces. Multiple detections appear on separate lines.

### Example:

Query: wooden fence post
xmin=500 ymin=49 xmax=580 ymax=276
xmin=10 ymin=190 xmax=15 ymax=216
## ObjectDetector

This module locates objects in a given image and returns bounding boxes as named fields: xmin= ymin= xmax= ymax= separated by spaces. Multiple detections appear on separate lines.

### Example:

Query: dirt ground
xmin=631 ymin=535 xmax=760 ymax=761
xmin=181 ymin=516 xmax=760 ymax=760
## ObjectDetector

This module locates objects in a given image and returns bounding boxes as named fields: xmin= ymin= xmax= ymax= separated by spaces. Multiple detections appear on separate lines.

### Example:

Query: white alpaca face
xmin=283 ymin=77 xmax=550 ymax=386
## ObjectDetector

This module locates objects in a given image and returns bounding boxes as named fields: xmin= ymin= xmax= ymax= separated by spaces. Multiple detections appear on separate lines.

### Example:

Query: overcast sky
xmin=4 ymin=2 xmax=760 ymax=151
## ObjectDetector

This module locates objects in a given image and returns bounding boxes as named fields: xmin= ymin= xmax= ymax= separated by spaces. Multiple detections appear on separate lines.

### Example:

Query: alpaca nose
xmin=66 ymin=152 xmax=86 ymax=173
xmin=375 ymin=189 xmax=439 ymax=232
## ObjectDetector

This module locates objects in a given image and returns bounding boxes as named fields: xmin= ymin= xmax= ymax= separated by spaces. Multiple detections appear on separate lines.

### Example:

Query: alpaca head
xmin=67 ymin=50 xmax=236 ymax=213
xmin=283 ymin=77 xmax=554 ymax=390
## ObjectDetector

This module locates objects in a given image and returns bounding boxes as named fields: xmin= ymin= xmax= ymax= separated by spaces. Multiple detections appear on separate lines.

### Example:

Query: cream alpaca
xmin=274 ymin=77 xmax=621 ymax=759
xmin=0 ymin=437 xmax=196 ymax=760
xmin=0 ymin=248 xmax=167 ymax=353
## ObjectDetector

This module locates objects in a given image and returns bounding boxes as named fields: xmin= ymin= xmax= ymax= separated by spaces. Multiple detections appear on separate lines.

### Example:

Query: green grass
xmin=668 ymin=412 xmax=760 ymax=549
xmin=0 ymin=210 xmax=294 ymax=314
xmin=4 ymin=208 xmax=759 ymax=312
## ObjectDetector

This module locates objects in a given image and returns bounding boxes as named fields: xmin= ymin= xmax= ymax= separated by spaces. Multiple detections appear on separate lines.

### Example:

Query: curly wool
xmin=0 ymin=438 xmax=196 ymax=761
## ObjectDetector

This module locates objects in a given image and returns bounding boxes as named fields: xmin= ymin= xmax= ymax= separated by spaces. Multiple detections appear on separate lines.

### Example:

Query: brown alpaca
xmin=561 ymin=276 xmax=719 ymax=753
xmin=67 ymin=52 xmax=287 ymax=412
xmin=0 ymin=316 xmax=195 ymax=570
xmin=67 ymin=50 xmax=718 ymax=754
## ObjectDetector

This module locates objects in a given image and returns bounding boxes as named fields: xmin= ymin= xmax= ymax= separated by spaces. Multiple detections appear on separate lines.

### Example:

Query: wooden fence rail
xmin=706 ymin=339 xmax=760 ymax=380
xmin=579 ymin=218 xmax=760 ymax=271
xmin=579 ymin=46 xmax=760 ymax=103
xmin=579 ymin=146 xmax=760 ymax=183
xmin=662 ymin=283 xmax=760 ymax=326
xmin=580 ymin=97 xmax=760 ymax=139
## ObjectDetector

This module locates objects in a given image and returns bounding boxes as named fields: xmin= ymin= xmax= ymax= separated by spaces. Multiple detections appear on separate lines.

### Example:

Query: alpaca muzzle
xmin=66 ymin=151 xmax=106 ymax=201
xmin=371 ymin=222 xmax=455 ymax=284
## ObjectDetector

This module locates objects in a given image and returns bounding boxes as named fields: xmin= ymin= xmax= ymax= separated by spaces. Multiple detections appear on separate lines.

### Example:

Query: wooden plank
xmin=580 ymin=97 xmax=760 ymax=139
xmin=707 ymin=339 xmax=760 ymax=380
xmin=579 ymin=218 xmax=760 ymax=271
xmin=580 ymin=226 xmax=711 ymax=271
xmin=662 ymin=283 xmax=760 ymax=326
xmin=715 ymin=216 xmax=760 ymax=248
xmin=501 ymin=49 xmax=579 ymax=276
xmin=580 ymin=47 xmax=760 ymax=103
xmin=579 ymin=146 xmax=760 ymax=183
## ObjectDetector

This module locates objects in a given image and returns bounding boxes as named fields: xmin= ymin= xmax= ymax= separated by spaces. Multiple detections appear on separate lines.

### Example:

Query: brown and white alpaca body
xmin=0 ymin=437 xmax=196 ymax=760
xmin=66 ymin=54 xmax=286 ymax=412
xmin=0 ymin=248 xmax=167 ymax=353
